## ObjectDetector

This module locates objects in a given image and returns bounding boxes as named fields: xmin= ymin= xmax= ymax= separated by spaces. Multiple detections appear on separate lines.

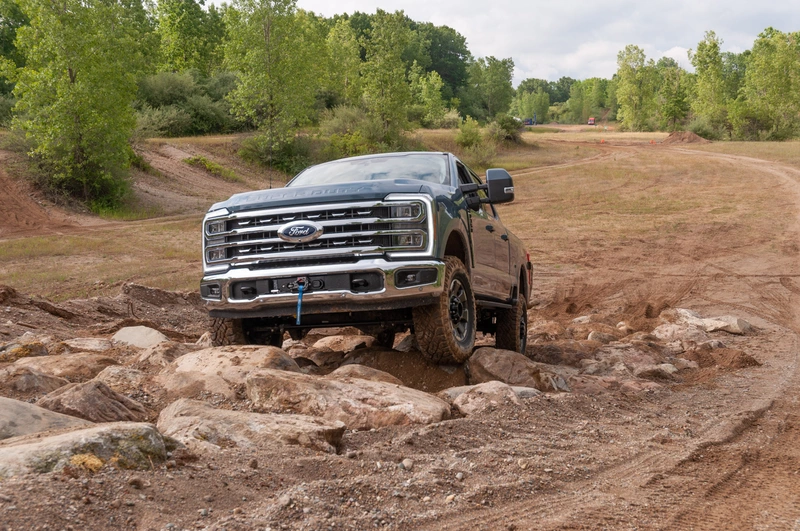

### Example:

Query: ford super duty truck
xmin=200 ymin=151 xmax=531 ymax=363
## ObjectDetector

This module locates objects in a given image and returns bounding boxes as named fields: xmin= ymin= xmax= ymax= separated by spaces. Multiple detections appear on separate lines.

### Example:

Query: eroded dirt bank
xmin=1 ymin=143 xmax=800 ymax=530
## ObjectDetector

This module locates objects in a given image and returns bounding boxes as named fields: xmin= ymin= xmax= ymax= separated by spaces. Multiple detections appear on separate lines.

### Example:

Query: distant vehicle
xmin=588 ymin=117 xmax=596 ymax=126
xmin=522 ymin=118 xmax=534 ymax=126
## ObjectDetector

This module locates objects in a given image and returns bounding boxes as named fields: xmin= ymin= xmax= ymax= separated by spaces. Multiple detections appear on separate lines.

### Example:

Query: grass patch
xmin=183 ymin=155 xmax=241 ymax=182
xmin=525 ymin=126 xmax=561 ymax=134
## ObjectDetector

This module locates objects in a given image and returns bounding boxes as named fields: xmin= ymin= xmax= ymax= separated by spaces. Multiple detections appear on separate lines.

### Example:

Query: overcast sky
xmin=295 ymin=0 xmax=800 ymax=86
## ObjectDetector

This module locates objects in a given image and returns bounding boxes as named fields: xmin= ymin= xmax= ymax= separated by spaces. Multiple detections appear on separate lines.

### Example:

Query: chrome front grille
xmin=203 ymin=199 xmax=430 ymax=268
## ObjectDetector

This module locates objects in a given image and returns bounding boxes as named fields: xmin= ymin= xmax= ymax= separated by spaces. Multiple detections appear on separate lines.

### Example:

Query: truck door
xmin=456 ymin=162 xmax=507 ymax=299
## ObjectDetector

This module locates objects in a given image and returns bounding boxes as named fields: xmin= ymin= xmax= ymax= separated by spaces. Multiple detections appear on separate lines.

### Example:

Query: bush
xmin=135 ymin=105 xmax=193 ymax=138
xmin=456 ymin=116 xmax=481 ymax=148
xmin=239 ymin=135 xmax=312 ymax=175
xmin=323 ymin=131 xmax=371 ymax=160
xmin=463 ymin=140 xmax=497 ymax=169
xmin=438 ymin=109 xmax=461 ymax=129
xmin=483 ymin=121 xmax=506 ymax=144
xmin=493 ymin=113 xmax=523 ymax=143
xmin=137 ymin=72 xmax=197 ymax=108
xmin=688 ymin=116 xmax=722 ymax=141
xmin=182 ymin=95 xmax=234 ymax=135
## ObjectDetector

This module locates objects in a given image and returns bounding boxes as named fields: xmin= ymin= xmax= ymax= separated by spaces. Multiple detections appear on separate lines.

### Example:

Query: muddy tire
xmin=413 ymin=257 xmax=476 ymax=364
xmin=210 ymin=317 xmax=247 ymax=346
xmin=495 ymin=292 xmax=527 ymax=353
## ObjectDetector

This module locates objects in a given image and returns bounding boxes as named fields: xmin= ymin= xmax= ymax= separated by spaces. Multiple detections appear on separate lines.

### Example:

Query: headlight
xmin=206 ymin=220 xmax=226 ymax=235
xmin=389 ymin=204 xmax=421 ymax=219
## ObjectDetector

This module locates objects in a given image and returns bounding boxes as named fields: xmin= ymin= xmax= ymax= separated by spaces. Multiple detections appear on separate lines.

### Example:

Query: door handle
xmin=501 ymin=234 xmax=508 ymax=241
xmin=485 ymin=225 xmax=495 ymax=232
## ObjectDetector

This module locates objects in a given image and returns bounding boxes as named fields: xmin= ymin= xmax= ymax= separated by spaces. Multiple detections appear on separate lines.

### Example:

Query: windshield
xmin=288 ymin=153 xmax=449 ymax=187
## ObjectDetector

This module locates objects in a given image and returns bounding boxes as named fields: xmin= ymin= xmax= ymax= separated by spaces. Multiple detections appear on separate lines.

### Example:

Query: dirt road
xmin=1 ymin=140 xmax=800 ymax=530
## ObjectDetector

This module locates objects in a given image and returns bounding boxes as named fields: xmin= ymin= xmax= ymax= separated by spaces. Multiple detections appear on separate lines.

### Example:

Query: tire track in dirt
xmin=414 ymin=145 xmax=800 ymax=531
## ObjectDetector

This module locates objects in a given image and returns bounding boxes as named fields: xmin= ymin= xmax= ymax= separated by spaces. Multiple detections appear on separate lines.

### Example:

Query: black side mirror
xmin=485 ymin=168 xmax=515 ymax=204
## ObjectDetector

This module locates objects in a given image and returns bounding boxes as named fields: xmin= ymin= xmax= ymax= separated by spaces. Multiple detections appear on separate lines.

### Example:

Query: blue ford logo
xmin=277 ymin=221 xmax=324 ymax=243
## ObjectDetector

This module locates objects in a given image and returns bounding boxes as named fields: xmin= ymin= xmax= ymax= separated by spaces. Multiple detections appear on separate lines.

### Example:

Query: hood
xmin=209 ymin=180 xmax=446 ymax=213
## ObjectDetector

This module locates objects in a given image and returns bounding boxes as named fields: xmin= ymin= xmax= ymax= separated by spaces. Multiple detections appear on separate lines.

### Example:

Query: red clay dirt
xmin=2 ymin=139 xmax=800 ymax=530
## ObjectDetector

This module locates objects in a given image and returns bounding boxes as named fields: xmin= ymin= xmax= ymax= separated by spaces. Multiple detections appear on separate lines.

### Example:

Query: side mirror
xmin=485 ymin=168 xmax=515 ymax=204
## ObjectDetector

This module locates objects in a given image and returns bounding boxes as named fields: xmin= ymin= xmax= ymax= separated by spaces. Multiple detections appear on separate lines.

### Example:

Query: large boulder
xmin=14 ymin=353 xmax=119 ymax=381
xmin=0 ymin=366 xmax=68 ymax=396
xmin=467 ymin=347 xmax=571 ymax=392
xmin=157 ymin=399 xmax=345 ymax=453
xmin=156 ymin=345 xmax=299 ymax=399
xmin=0 ymin=397 xmax=92 ymax=441
xmin=526 ymin=340 xmax=597 ymax=367
xmin=112 ymin=326 xmax=170 ymax=349
xmin=452 ymin=381 xmax=521 ymax=416
xmin=37 ymin=381 xmax=148 ymax=423
xmin=59 ymin=338 xmax=113 ymax=353
xmin=311 ymin=335 xmax=372 ymax=353
xmin=0 ymin=422 xmax=170 ymax=478
xmin=246 ymin=369 xmax=451 ymax=430
xmin=438 ymin=384 xmax=540 ymax=403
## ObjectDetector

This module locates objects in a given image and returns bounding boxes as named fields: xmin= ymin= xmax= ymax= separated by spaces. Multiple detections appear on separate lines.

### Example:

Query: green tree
xmin=657 ymin=63 xmax=689 ymax=130
xmin=409 ymin=60 xmax=447 ymax=127
xmin=417 ymin=22 xmax=470 ymax=102
xmin=461 ymin=56 xmax=514 ymax=120
xmin=732 ymin=28 xmax=800 ymax=139
xmin=157 ymin=0 xmax=225 ymax=75
xmin=224 ymin=0 xmax=323 ymax=166
xmin=360 ymin=9 xmax=411 ymax=133
xmin=615 ymin=44 xmax=657 ymax=131
xmin=0 ymin=0 xmax=28 ymax=93
xmin=6 ymin=0 xmax=151 ymax=204
xmin=324 ymin=17 xmax=361 ymax=106
xmin=689 ymin=31 xmax=728 ymax=130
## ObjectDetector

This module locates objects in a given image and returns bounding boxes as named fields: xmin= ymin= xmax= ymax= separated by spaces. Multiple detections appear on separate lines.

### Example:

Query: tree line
xmin=0 ymin=0 xmax=516 ymax=207
xmin=512 ymin=28 xmax=800 ymax=142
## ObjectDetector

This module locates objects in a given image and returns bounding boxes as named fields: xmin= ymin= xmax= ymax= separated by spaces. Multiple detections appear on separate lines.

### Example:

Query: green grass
xmin=183 ymin=155 xmax=241 ymax=182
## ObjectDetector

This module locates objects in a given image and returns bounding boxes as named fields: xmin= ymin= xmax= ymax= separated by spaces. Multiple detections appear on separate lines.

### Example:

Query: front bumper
xmin=201 ymin=258 xmax=445 ymax=319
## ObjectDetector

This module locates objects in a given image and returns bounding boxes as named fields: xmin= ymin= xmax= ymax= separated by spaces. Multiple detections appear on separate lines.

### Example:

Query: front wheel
xmin=495 ymin=292 xmax=528 ymax=354
xmin=413 ymin=257 xmax=476 ymax=364
xmin=210 ymin=317 xmax=247 ymax=346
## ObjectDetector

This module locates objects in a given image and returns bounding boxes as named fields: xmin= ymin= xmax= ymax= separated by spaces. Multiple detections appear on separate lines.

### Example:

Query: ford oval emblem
xmin=277 ymin=221 xmax=324 ymax=243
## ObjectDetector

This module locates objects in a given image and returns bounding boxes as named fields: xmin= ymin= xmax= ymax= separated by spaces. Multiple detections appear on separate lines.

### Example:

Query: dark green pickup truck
xmin=200 ymin=152 xmax=531 ymax=363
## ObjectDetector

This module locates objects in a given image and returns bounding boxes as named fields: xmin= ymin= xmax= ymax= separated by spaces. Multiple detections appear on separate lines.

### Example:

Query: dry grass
xmin=677 ymin=140 xmax=800 ymax=171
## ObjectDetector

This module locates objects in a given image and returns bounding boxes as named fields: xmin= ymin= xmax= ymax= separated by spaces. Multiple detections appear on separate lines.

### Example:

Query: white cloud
xmin=289 ymin=0 xmax=800 ymax=85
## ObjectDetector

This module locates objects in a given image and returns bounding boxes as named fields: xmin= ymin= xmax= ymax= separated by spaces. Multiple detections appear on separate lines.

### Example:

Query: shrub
xmin=239 ymin=135 xmax=312 ymax=175
xmin=456 ymin=116 xmax=481 ymax=148
xmin=0 ymin=94 xmax=14 ymax=127
xmin=463 ymin=140 xmax=497 ymax=169
xmin=493 ymin=113 xmax=523 ymax=143
xmin=137 ymin=72 xmax=197 ymax=108
xmin=182 ymin=95 xmax=234 ymax=135
xmin=323 ymin=131 xmax=371 ymax=160
xmin=135 ymin=105 xmax=193 ymax=138
xmin=438 ymin=109 xmax=461 ymax=129
xmin=483 ymin=121 xmax=506 ymax=144
xmin=688 ymin=116 xmax=721 ymax=141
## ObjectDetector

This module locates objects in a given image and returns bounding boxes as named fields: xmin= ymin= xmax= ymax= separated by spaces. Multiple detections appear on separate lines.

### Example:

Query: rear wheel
xmin=413 ymin=257 xmax=476 ymax=364
xmin=495 ymin=292 xmax=528 ymax=353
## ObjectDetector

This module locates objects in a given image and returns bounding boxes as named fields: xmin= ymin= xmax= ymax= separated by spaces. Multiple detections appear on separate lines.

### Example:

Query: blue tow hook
xmin=295 ymin=278 xmax=306 ymax=325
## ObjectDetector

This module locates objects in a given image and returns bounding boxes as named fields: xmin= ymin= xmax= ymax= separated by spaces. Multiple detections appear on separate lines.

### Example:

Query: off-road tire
xmin=495 ymin=292 xmax=527 ymax=353
xmin=210 ymin=317 xmax=247 ymax=346
xmin=413 ymin=257 xmax=476 ymax=364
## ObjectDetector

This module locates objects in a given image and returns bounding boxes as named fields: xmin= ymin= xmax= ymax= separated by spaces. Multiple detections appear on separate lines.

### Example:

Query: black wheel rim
xmin=448 ymin=278 xmax=470 ymax=342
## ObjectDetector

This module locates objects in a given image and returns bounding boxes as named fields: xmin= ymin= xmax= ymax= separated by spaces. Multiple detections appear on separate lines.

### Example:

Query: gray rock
xmin=0 ymin=422 xmax=169 ymax=478
xmin=37 ymin=381 xmax=148 ymax=423
xmin=0 ymin=366 xmax=68 ymax=395
xmin=587 ymin=331 xmax=617 ymax=344
xmin=157 ymin=399 xmax=345 ymax=454
xmin=246 ymin=369 xmax=451 ymax=430
xmin=112 ymin=326 xmax=170 ymax=349
xmin=0 ymin=397 xmax=92 ymax=441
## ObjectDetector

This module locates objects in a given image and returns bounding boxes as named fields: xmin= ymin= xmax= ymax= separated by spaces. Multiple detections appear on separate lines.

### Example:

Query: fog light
xmin=201 ymin=283 xmax=222 ymax=299
xmin=395 ymin=268 xmax=437 ymax=287
xmin=393 ymin=234 xmax=423 ymax=247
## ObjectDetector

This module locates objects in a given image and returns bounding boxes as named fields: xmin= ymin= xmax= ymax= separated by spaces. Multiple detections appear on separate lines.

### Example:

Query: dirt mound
xmin=662 ymin=131 xmax=711 ymax=144
xmin=682 ymin=347 xmax=761 ymax=369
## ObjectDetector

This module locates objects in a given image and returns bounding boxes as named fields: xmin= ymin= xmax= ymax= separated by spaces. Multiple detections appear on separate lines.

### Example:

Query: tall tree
xmin=461 ymin=56 xmax=514 ymax=120
xmin=0 ymin=0 xmax=27 ymax=93
xmin=615 ymin=45 xmax=657 ymax=131
xmin=689 ymin=31 xmax=727 ymax=130
xmin=224 ymin=0 xmax=323 ymax=165
xmin=733 ymin=28 xmax=800 ymax=139
xmin=360 ymin=9 xmax=411 ymax=133
xmin=157 ymin=0 xmax=224 ymax=75
xmin=324 ymin=17 xmax=361 ymax=106
xmin=409 ymin=60 xmax=447 ymax=127
xmin=6 ymin=0 xmax=151 ymax=204
xmin=417 ymin=23 xmax=470 ymax=102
